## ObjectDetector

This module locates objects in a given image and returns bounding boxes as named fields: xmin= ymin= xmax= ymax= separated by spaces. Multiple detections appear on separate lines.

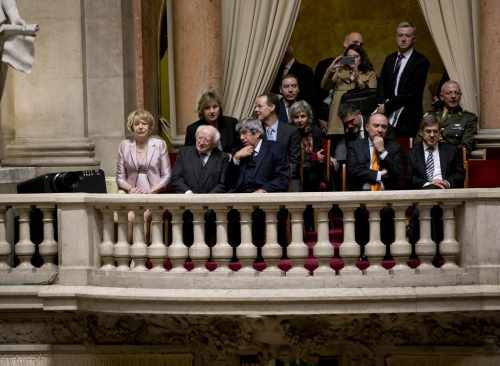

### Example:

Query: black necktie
xmin=393 ymin=54 xmax=404 ymax=77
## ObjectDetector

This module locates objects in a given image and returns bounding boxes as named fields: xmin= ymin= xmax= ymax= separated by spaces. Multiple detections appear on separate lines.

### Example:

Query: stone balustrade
xmin=0 ymin=189 xmax=499 ymax=290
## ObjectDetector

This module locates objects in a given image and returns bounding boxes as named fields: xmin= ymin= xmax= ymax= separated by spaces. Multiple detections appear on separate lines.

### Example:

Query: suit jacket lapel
xmin=199 ymin=150 xmax=218 ymax=187
xmin=416 ymin=143 xmax=426 ymax=177
xmin=276 ymin=122 xmax=284 ymax=143
xmin=130 ymin=140 xmax=138 ymax=170
xmin=254 ymin=141 xmax=267 ymax=174
xmin=190 ymin=148 xmax=202 ymax=183
xmin=145 ymin=138 xmax=156 ymax=169
xmin=363 ymin=139 xmax=371 ymax=167
xmin=398 ymin=51 xmax=416 ymax=89
xmin=438 ymin=144 xmax=448 ymax=178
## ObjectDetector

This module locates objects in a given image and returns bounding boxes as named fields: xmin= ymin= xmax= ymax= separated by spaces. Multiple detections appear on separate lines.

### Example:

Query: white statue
xmin=0 ymin=0 xmax=38 ymax=97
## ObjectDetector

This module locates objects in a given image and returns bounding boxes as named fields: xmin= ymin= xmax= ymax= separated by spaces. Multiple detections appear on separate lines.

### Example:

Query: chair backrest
xmin=463 ymin=146 xmax=469 ymax=188
xmin=467 ymin=160 xmax=500 ymax=188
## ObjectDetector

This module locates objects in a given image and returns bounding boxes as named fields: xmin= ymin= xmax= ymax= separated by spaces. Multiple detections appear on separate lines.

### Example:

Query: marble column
xmin=477 ymin=0 xmax=500 ymax=148
xmin=1 ymin=0 xmax=100 ymax=172
xmin=171 ymin=0 xmax=222 ymax=142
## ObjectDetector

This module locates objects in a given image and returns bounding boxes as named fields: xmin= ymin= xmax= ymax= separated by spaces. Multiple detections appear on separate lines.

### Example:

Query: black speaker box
xmin=17 ymin=169 xmax=107 ymax=193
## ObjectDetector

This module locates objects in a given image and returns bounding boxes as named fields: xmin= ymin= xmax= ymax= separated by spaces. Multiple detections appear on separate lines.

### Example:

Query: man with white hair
xmin=231 ymin=118 xmax=288 ymax=193
xmin=171 ymin=125 xmax=229 ymax=193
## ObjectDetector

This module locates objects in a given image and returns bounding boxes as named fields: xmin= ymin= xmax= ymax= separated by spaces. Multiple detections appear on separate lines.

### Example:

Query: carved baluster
xmin=338 ymin=205 xmax=361 ymax=275
xmin=0 ymin=207 xmax=10 ymax=270
xmin=261 ymin=206 xmax=282 ymax=275
xmin=15 ymin=206 xmax=35 ymax=269
xmin=99 ymin=207 xmax=115 ymax=270
xmin=147 ymin=208 xmax=167 ymax=272
xmin=189 ymin=208 xmax=209 ymax=273
xmin=390 ymin=204 xmax=412 ymax=273
xmin=38 ymin=205 xmax=58 ymax=271
xmin=235 ymin=207 xmax=256 ymax=275
xmin=364 ymin=205 xmax=387 ymax=274
xmin=169 ymin=207 xmax=188 ymax=273
xmin=114 ymin=209 xmax=130 ymax=271
xmin=212 ymin=207 xmax=232 ymax=274
xmin=415 ymin=203 xmax=437 ymax=272
xmin=287 ymin=206 xmax=309 ymax=276
xmin=130 ymin=206 xmax=147 ymax=271
xmin=440 ymin=203 xmax=460 ymax=269
xmin=313 ymin=205 xmax=334 ymax=275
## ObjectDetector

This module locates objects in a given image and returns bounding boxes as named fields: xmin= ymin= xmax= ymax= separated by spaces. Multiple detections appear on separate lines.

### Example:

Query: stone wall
xmin=0 ymin=312 xmax=499 ymax=366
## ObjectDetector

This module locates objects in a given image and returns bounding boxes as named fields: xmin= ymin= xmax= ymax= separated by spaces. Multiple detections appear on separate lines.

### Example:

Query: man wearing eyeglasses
xmin=408 ymin=114 xmax=464 ymax=189
xmin=429 ymin=80 xmax=477 ymax=153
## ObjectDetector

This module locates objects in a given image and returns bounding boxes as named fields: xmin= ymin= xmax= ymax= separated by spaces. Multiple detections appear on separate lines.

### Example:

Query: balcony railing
xmin=0 ymin=189 xmax=498 ymax=289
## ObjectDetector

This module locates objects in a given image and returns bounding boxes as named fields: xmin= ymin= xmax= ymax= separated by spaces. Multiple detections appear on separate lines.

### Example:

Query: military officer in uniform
xmin=429 ymin=80 xmax=477 ymax=153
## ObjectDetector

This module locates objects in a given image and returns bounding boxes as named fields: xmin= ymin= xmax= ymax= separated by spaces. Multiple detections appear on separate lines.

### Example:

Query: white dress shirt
xmin=394 ymin=48 xmax=414 ymax=96
xmin=423 ymin=142 xmax=443 ymax=187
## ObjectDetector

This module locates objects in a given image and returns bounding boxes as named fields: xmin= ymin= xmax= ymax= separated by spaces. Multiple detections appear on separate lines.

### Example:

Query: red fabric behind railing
xmin=468 ymin=160 xmax=500 ymax=188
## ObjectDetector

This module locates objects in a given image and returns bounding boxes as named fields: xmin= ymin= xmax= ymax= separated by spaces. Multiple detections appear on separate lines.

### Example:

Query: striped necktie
xmin=425 ymin=146 xmax=434 ymax=182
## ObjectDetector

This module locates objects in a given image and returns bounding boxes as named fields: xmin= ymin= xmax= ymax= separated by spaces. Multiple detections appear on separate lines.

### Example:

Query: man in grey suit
xmin=255 ymin=93 xmax=301 ymax=191
xmin=172 ymin=125 xmax=229 ymax=193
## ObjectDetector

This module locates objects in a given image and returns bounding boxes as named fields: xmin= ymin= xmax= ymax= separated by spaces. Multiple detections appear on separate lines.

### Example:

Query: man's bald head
xmin=343 ymin=32 xmax=363 ymax=48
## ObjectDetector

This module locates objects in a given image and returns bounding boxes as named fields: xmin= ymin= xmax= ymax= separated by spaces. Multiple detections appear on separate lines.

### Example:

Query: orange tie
xmin=370 ymin=147 xmax=382 ymax=191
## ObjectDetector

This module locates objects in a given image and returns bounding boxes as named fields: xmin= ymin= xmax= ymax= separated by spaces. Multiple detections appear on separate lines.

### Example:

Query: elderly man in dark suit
xmin=255 ymin=92 xmax=301 ymax=191
xmin=231 ymin=119 xmax=288 ymax=193
xmin=377 ymin=21 xmax=430 ymax=138
xmin=172 ymin=125 xmax=229 ymax=193
xmin=408 ymin=114 xmax=464 ymax=189
xmin=347 ymin=113 xmax=401 ymax=191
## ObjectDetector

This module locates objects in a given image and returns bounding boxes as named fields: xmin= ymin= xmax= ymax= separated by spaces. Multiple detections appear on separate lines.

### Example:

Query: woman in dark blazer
xmin=184 ymin=90 xmax=240 ymax=154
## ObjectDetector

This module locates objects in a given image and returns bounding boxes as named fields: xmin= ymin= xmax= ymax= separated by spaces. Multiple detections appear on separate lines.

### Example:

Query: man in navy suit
xmin=255 ymin=93 xmax=301 ymax=191
xmin=408 ymin=115 xmax=464 ymax=189
xmin=231 ymin=119 xmax=288 ymax=193
xmin=377 ymin=21 xmax=430 ymax=138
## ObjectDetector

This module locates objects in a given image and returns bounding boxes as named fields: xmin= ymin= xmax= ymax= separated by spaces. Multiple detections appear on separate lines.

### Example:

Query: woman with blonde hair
xmin=116 ymin=109 xmax=171 ymax=193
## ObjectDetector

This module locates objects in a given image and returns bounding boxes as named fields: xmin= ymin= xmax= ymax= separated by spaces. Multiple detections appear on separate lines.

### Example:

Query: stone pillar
xmin=477 ymin=0 xmax=500 ymax=147
xmin=172 ymin=0 xmax=222 ymax=140
xmin=1 ymin=0 xmax=100 ymax=172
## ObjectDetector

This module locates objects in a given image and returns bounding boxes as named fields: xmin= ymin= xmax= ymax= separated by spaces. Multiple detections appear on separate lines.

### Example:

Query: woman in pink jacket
xmin=116 ymin=109 xmax=171 ymax=194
